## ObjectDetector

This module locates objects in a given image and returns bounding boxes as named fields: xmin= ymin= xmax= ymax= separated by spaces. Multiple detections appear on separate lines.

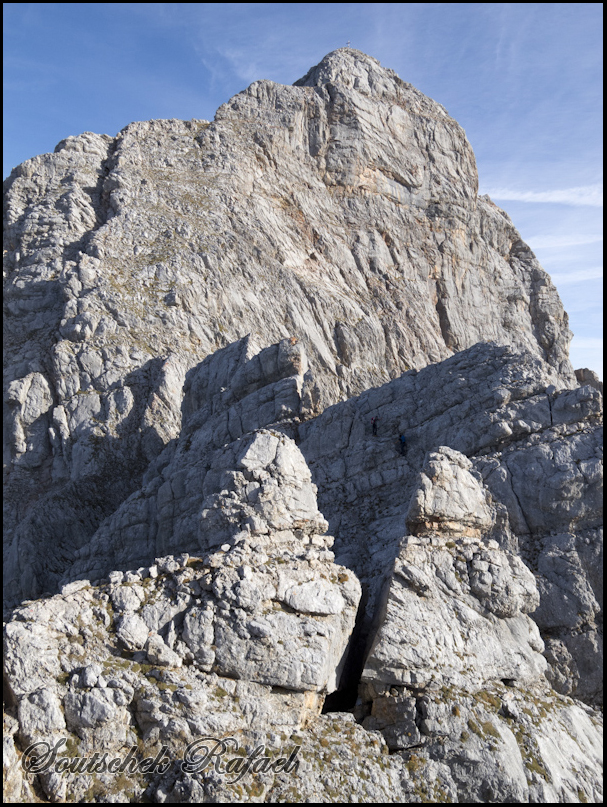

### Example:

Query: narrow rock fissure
xmin=503 ymin=458 xmax=533 ymax=539
xmin=546 ymin=391 xmax=554 ymax=426
xmin=322 ymin=587 xmax=369 ymax=713
xmin=435 ymin=281 xmax=457 ymax=351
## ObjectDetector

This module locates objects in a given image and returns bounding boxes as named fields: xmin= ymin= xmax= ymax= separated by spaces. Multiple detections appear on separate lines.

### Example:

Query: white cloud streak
xmin=527 ymin=233 xmax=603 ymax=249
xmin=486 ymin=184 xmax=603 ymax=207
xmin=571 ymin=337 xmax=603 ymax=349
xmin=550 ymin=267 xmax=603 ymax=285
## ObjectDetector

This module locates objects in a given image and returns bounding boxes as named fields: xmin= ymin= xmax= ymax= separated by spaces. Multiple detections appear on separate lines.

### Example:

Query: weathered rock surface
xmin=354 ymin=444 xmax=602 ymax=803
xmin=296 ymin=340 xmax=602 ymax=708
xmin=4 ymin=437 xmax=603 ymax=803
xmin=5 ymin=335 xmax=601 ymax=802
xmin=3 ymin=48 xmax=603 ymax=803
xmin=45 ymin=336 xmax=601 ymax=708
xmin=3 ymin=432 xmax=602 ymax=803
xmin=55 ymin=335 xmax=316 ymax=585
xmin=576 ymin=367 xmax=603 ymax=395
xmin=362 ymin=448 xmax=545 ymax=692
xmin=357 ymin=681 xmax=602 ymax=803
xmin=4 ymin=469 xmax=362 ymax=801
xmin=4 ymin=48 xmax=576 ymax=609
xmin=2 ymin=570 xmax=345 ymax=801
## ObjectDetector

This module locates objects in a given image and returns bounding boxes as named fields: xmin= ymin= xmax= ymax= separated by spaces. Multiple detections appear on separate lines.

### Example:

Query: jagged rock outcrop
xmin=576 ymin=367 xmax=603 ymax=395
xmin=3 ymin=560 xmax=362 ymax=803
xmin=4 ymin=435 xmax=364 ymax=801
xmin=3 ymin=48 xmax=602 ymax=804
xmin=356 ymin=448 xmax=601 ymax=802
xmin=4 ymin=393 xmax=602 ymax=802
xmin=19 ymin=335 xmax=313 ymax=593
xmin=296 ymin=340 xmax=602 ymax=708
xmin=362 ymin=447 xmax=545 ymax=693
xmin=4 ymin=419 xmax=602 ymax=803
xmin=45 ymin=336 xmax=600 ymax=705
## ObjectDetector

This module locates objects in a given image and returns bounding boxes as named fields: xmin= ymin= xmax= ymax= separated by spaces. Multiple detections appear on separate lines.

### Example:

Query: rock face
xmin=576 ymin=367 xmax=603 ymax=394
xmin=4 ymin=338 xmax=602 ymax=803
xmin=52 ymin=337 xmax=602 ymax=710
xmin=53 ymin=335 xmax=316 ymax=588
xmin=3 ymin=48 xmax=602 ymax=803
xmin=4 ymin=48 xmax=576 ymax=606
xmin=295 ymin=340 xmax=602 ymax=709
xmin=362 ymin=448 xmax=545 ymax=693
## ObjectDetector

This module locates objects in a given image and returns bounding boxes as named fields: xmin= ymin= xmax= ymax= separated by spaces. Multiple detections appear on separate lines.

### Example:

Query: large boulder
xmin=363 ymin=448 xmax=545 ymax=693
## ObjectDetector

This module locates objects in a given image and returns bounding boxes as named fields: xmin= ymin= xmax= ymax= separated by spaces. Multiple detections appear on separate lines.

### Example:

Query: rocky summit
xmin=3 ymin=49 xmax=602 ymax=803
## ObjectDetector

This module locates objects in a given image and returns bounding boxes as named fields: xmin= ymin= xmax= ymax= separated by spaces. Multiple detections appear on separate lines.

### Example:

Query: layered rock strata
xmin=24 ymin=337 xmax=604 ymax=709
xmin=356 ymin=449 xmax=601 ymax=802
xmin=4 ymin=48 xmax=576 ymax=609
xmin=298 ymin=341 xmax=603 ymax=707
xmin=3 ymin=424 xmax=602 ymax=803
xmin=362 ymin=448 xmax=546 ymax=694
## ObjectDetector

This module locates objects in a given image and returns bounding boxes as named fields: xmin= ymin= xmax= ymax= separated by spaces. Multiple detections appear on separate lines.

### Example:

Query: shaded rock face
xmin=44 ymin=338 xmax=601 ymax=710
xmin=2 ymin=48 xmax=603 ymax=804
xmin=297 ymin=340 xmax=602 ymax=709
xmin=3 ymin=556 xmax=364 ymax=803
xmin=576 ymin=367 xmax=603 ymax=395
xmin=353 ymin=445 xmax=602 ymax=803
xmin=51 ymin=336 xmax=317 ymax=587
xmin=3 ymin=342 xmax=603 ymax=802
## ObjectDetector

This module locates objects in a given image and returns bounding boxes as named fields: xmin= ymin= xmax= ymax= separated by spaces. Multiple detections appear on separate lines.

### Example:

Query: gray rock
xmin=4 ymin=47 xmax=576 ymax=607
xmin=362 ymin=693 xmax=421 ymax=749
xmin=576 ymin=367 xmax=603 ymax=394
xmin=1 ymin=47 xmax=602 ymax=803
xmin=2 ymin=543 xmax=601 ymax=804
xmin=17 ymin=688 xmax=66 ymax=743
xmin=4 ymin=621 xmax=61 ymax=697
xmin=116 ymin=613 xmax=150 ymax=651
xmin=39 ymin=337 xmax=600 ymax=708
xmin=283 ymin=579 xmax=346 ymax=615
xmin=406 ymin=447 xmax=494 ymax=536
xmin=3 ymin=713 xmax=38 ymax=803
xmin=362 ymin=452 xmax=545 ymax=692
xmin=60 ymin=579 xmax=91 ymax=596
xmin=145 ymin=633 xmax=183 ymax=668
xmin=111 ymin=584 xmax=145 ymax=613
xmin=79 ymin=663 xmax=103 ymax=689
xmin=63 ymin=689 xmax=118 ymax=729
xmin=181 ymin=605 xmax=215 ymax=668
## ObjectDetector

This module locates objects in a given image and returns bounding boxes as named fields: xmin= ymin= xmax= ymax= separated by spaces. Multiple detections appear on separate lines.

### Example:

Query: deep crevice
xmin=546 ymin=391 xmax=554 ymax=426
xmin=435 ymin=280 xmax=457 ymax=351
xmin=322 ymin=585 xmax=369 ymax=713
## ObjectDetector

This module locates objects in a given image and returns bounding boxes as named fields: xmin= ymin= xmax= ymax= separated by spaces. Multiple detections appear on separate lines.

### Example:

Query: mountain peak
xmin=294 ymin=47 xmax=399 ymax=95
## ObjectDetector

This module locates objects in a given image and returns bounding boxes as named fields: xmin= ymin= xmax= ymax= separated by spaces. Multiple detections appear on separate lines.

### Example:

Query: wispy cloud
xmin=550 ymin=267 xmax=603 ymax=285
xmin=571 ymin=337 xmax=603 ymax=349
xmin=527 ymin=233 xmax=603 ymax=249
xmin=188 ymin=5 xmax=343 ymax=90
xmin=486 ymin=184 xmax=603 ymax=207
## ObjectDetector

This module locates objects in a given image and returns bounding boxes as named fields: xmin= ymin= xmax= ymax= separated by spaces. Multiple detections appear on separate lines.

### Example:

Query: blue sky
xmin=4 ymin=3 xmax=602 ymax=376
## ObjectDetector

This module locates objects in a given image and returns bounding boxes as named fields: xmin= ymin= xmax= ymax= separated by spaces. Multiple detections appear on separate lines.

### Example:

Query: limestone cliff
xmin=4 ymin=48 xmax=576 ymax=605
xmin=3 ymin=49 xmax=602 ymax=803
